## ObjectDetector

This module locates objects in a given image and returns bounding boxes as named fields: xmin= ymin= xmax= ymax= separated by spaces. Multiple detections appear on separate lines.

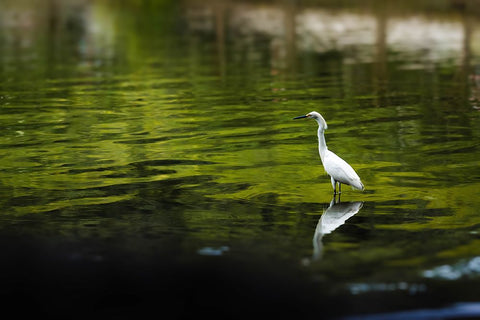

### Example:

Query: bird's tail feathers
xmin=352 ymin=180 xmax=364 ymax=191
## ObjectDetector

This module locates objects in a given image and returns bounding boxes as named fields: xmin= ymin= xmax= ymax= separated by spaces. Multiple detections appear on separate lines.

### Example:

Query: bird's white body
xmin=323 ymin=148 xmax=364 ymax=191
xmin=294 ymin=111 xmax=364 ymax=194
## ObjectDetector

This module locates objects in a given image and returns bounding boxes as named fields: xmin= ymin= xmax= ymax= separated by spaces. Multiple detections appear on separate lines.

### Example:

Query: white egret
xmin=293 ymin=111 xmax=364 ymax=194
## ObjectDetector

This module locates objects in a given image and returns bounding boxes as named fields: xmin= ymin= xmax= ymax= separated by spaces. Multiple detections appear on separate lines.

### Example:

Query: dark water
xmin=1 ymin=0 xmax=480 ymax=318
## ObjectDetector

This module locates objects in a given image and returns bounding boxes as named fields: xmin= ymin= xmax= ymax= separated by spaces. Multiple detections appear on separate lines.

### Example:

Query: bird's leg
xmin=338 ymin=183 xmax=342 ymax=194
xmin=331 ymin=176 xmax=337 ymax=195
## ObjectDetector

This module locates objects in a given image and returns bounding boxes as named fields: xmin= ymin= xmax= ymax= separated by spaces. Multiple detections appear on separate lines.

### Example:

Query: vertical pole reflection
xmin=214 ymin=1 xmax=227 ymax=79
xmin=459 ymin=6 xmax=474 ymax=108
xmin=283 ymin=0 xmax=297 ymax=74
xmin=374 ymin=3 xmax=388 ymax=108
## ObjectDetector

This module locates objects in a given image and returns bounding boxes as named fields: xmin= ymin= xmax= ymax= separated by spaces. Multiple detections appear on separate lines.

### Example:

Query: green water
xmin=1 ymin=0 xmax=480 ymax=318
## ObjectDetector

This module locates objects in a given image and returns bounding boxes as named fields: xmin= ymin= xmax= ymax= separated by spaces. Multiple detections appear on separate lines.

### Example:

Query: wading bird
xmin=293 ymin=111 xmax=364 ymax=194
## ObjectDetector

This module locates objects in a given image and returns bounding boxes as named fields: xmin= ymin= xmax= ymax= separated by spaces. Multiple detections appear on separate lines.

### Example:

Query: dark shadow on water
xmin=0 ymin=234 xmax=343 ymax=320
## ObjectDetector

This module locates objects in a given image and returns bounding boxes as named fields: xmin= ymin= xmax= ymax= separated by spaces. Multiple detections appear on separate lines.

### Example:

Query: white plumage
xmin=294 ymin=111 xmax=364 ymax=194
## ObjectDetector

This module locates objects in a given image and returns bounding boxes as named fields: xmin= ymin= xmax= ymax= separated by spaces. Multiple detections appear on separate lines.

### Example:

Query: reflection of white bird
xmin=312 ymin=198 xmax=363 ymax=260
xmin=294 ymin=111 xmax=364 ymax=194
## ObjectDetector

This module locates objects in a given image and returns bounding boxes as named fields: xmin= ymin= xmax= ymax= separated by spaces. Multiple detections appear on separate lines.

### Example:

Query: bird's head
xmin=293 ymin=111 xmax=328 ymax=129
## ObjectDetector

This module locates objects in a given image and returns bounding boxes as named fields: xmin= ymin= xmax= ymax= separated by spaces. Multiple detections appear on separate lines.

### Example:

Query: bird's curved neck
xmin=317 ymin=127 xmax=327 ymax=161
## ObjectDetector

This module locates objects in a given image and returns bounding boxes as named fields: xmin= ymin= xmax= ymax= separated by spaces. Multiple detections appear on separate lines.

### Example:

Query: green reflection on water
xmin=1 ymin=0 xmax=480 ymax=317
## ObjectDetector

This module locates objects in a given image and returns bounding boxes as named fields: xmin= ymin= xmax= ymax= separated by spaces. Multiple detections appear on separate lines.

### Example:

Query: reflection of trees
xmin=1 ymin=0 xmax=480 ymax=236
xmin=185 ymin=3 xmax=477 ymax=90
xmin=180 ymin=0 xmax=480 ymax=199
xmin=183 ymin=0 xmax=479 ymax=157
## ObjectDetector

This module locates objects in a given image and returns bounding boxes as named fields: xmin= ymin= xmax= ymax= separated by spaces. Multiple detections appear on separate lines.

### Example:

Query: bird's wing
xmin=323 ymin=151 xmax=363 ymax=189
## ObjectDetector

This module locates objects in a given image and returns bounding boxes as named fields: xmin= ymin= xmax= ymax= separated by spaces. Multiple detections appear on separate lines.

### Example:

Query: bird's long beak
xmin=293 ymin=115 xmax=308 ymax=120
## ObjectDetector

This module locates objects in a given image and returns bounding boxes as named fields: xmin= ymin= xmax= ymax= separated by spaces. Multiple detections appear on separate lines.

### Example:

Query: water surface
xmin=1 ymin=0 xmax=480 ymax=318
